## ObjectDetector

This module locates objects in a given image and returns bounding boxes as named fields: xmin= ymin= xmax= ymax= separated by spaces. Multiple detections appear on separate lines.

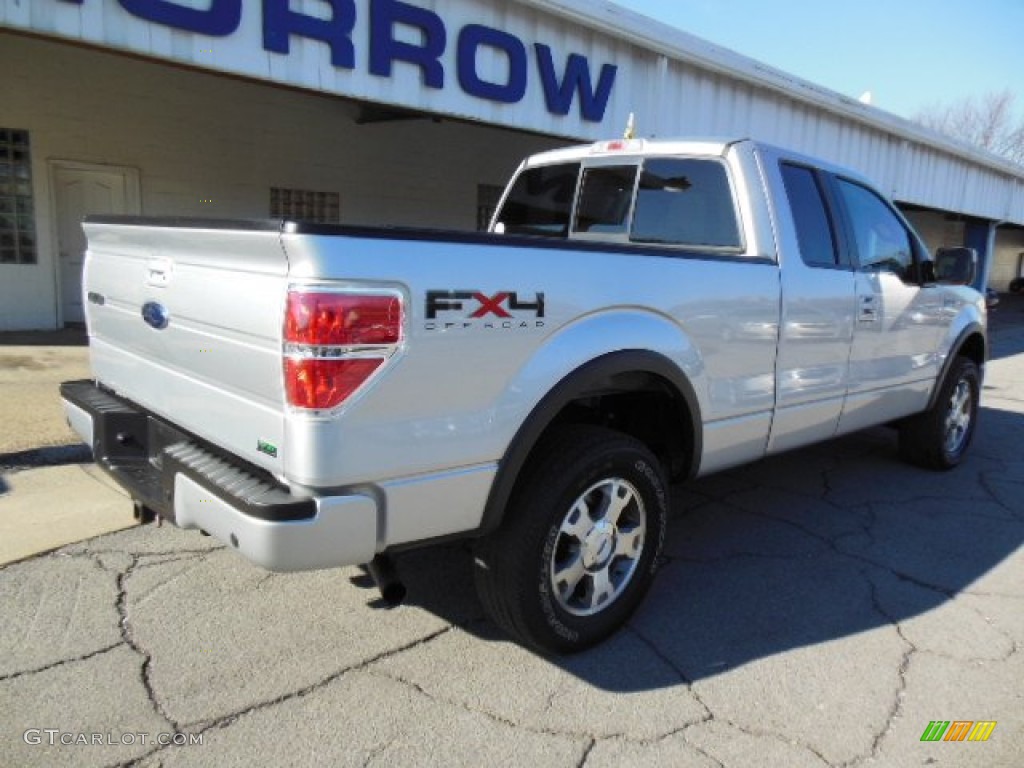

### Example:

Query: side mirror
xmin=934 ymin=247 xmax=977 ymax=286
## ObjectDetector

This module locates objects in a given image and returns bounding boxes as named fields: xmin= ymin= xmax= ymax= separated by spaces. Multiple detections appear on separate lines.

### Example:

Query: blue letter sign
xmin=104 ymin=0 xmax=617 ymax=123
xmin=118 ymin=0 xmax=242 ymax=36
xmin=457 ymin=25 xmax=528 ymax=104
xmin=263 ymin=0 xmax=357 ymax=68
xmin=535 ymin=44 xmax=617 ymax=123
xmin=370 ymin=0 xmax=447 ymax=89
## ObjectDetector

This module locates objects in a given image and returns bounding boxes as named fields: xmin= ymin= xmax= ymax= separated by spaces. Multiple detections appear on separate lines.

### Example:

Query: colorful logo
xmin=920 ymin=721 xmax=997 ymax=742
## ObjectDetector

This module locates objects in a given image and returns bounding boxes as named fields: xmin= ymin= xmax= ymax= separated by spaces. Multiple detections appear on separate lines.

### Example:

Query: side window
xmin=497 ymin=162 xmax=580 ymax=238
xmin=573 ymin=165 xmax=637 ymax=234
xmin=780 ymin=164 xmax=838 ymax=267
xmin=631 ymin=158 xmax=741 ymax=248
xmin=835 ymin=178 xmax=913 ymax=276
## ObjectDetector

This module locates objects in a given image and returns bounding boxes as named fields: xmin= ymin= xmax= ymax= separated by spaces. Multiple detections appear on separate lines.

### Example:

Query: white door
xmin=52 ymin=163 xmax=140 ymax=324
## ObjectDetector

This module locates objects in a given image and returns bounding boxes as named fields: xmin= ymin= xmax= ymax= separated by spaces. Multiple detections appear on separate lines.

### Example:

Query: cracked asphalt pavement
xmin=2 ymin=311 xmax=1024 ymax=767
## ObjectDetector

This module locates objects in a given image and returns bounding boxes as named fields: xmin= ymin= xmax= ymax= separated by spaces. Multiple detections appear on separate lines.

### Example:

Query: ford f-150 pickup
xmin=61 ymin=137 xmax=987 ymax=653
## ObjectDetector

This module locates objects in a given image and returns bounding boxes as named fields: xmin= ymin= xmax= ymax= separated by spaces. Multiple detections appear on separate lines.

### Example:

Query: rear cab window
xmin=779 ymin=163 xmax=841 ymax=268
xmin=574 ymin=165 xmax=636 ymax=235
xmin=632 ymin=158 xmax=741 ymax=248
xmin=497 ymin=162 xmax=580 ymax=238
xmin=495 ymin=156 xmax=743 ymax=252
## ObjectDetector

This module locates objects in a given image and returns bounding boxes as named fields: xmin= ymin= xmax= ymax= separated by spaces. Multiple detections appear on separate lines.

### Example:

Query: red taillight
xmin=284 ymin=358 xmax=385 ymax=410
xmin=284 ymin=290 xmax=403 ymax=411
xmin=285 ymin=292 xmax=402 ymax=346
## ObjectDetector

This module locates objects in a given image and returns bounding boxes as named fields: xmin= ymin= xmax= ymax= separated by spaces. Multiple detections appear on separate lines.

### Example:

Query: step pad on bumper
xmin=60 ymin=380 xmax=314 ymax=523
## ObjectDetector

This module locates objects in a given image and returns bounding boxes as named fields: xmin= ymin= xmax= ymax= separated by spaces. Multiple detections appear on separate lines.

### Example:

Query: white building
xmin=2 ymin=0 xmax=1023 ymax=329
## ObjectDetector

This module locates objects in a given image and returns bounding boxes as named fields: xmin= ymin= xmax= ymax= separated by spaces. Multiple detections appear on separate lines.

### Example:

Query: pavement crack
xmin=362 ymin=733 xmax=402 ymax=768
xmin=734 ymin=501 xmax=844 ymax=549
xmin=961 ymin=589 xmax=1024 ymax=599
xmin=371 ymin=665 xmax=610 ymax=749
xmin=117 ymin=626 xmax=458 ymax=766
xmin=843 ymin=573 xmax=917 ymax=768
xmin=0 ymin=641 xmax=125 ymax=683
xmin=678 ymin=734 xmax=727 ymax=768
xmin=714 ymin=719 xmax=834 ymax=767
xmin=978 ymin=471 xmax=1024 ymax=521
xmin=253 ymin=572 xmax=276 ymax=591
xmin=743 ymin=499 xmax=966 ymax=601
xmin=626 ymin=624 xmax=715 ymax=726
xmin=130 ymin=557 xmax=209 ymax=607
xmin=369 ymin=667 xmax=535 ymax=733
xmin=960 ymin=600 xmax=1021 ymax=662
xmin=134 ymin=548 xmax=224 ymax=562
xmin=187 ymin=626 xmax=456 ymax=734
xmin=840 ymin=551 xmax=957 ymax=599
xmin=116 ymin=555 xmax=179 ymax=732
xmin=577 ymin=737 xmax=597 ymax=767
xmin=540 ymin=682 xmax=562 ymax=717
xmin=661 ymin=550 xmax=818 ymax=566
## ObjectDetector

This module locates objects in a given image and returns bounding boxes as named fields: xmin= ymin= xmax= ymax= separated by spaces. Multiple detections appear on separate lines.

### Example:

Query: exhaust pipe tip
xmin=133 ymin=502 xmax=157 ymax=524
xmin=365 ymin=554 xmax=407 ymax=607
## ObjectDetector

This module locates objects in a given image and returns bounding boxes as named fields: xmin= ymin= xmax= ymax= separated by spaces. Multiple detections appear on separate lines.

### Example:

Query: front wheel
xmin=474 ymin=425 xmax=668 ymax=654
xmin=899 ymin=357 xmax=980 ymax=470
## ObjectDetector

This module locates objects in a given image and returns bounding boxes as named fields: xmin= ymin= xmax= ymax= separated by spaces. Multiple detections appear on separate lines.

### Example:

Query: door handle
xmin=858 ymin=295 xmax=878 ymax=323
xmin=146 ymin=259 xmax=173 ymax=288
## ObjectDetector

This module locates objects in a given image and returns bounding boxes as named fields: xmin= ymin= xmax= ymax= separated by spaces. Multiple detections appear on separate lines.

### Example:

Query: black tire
xmin=474 ymin=425 xmax=668 ymax=654
xmin=899 ymin=357 xmax=980 ymax=470
xmin=1009 ymin=277 xmax=1023 ymax=294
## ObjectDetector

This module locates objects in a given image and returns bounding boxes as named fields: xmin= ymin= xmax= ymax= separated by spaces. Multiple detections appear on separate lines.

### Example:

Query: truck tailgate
xmin=82 ymin=218 xmax=288 ymax=475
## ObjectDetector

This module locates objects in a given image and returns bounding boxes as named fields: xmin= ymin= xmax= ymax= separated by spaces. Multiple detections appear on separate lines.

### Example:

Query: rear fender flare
xmin=479 ymin=348 xmax=701 ymax=535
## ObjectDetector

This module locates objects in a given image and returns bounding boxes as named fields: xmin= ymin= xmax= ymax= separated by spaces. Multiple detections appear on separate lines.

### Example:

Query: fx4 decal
xmin=425 ymin=290 xmax=546 ymax=331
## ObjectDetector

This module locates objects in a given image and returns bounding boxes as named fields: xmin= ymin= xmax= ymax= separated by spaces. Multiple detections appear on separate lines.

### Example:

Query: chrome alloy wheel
xmin=943 ymin=376 xmax=973 ymax=455
xmin=549 ymin=477 xmax=647 ymax=617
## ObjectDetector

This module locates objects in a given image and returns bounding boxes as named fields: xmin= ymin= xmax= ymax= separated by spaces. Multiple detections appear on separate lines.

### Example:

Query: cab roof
xmin=521 ymin=137 xmax=747 ymax=168
xmin=519 ymin=136 xmax=876 ymax=190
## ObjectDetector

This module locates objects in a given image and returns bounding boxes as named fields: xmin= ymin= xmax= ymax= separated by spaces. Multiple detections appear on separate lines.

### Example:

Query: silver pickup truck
xmin=61 ymin=137 xmax=987 ymax=653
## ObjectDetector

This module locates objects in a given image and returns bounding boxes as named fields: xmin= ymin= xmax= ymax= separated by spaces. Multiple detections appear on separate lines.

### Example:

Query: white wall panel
xmin=3 ymin=0 xmax=1024 ymax=223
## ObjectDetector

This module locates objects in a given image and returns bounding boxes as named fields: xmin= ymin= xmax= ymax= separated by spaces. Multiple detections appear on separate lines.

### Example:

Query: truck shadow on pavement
xmin=390 ymin=404 xmax=1024 ymax=691
xmin=0 ymin=327 xmax=88 ymax=347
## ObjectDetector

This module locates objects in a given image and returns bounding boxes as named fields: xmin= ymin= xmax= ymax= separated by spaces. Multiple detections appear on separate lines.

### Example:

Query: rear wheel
xmin=474 ymin=425 xmax=668 ymax=654
xmin=899 ymin=356 xmax=979 ymax=470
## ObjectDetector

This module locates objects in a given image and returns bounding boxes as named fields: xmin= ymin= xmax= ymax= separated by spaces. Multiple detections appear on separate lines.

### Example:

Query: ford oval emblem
xmin=141 ymin=301 xmax=169 ymax=330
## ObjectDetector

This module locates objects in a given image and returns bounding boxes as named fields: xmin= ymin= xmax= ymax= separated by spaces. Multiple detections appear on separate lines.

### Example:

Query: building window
xmin=477 ymin=184 xmax=503 ymax=231
xmin=270 ymin=187 xmax=340 ymax=223
xmin=0 ymin=129 xmax=36 ymax=264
